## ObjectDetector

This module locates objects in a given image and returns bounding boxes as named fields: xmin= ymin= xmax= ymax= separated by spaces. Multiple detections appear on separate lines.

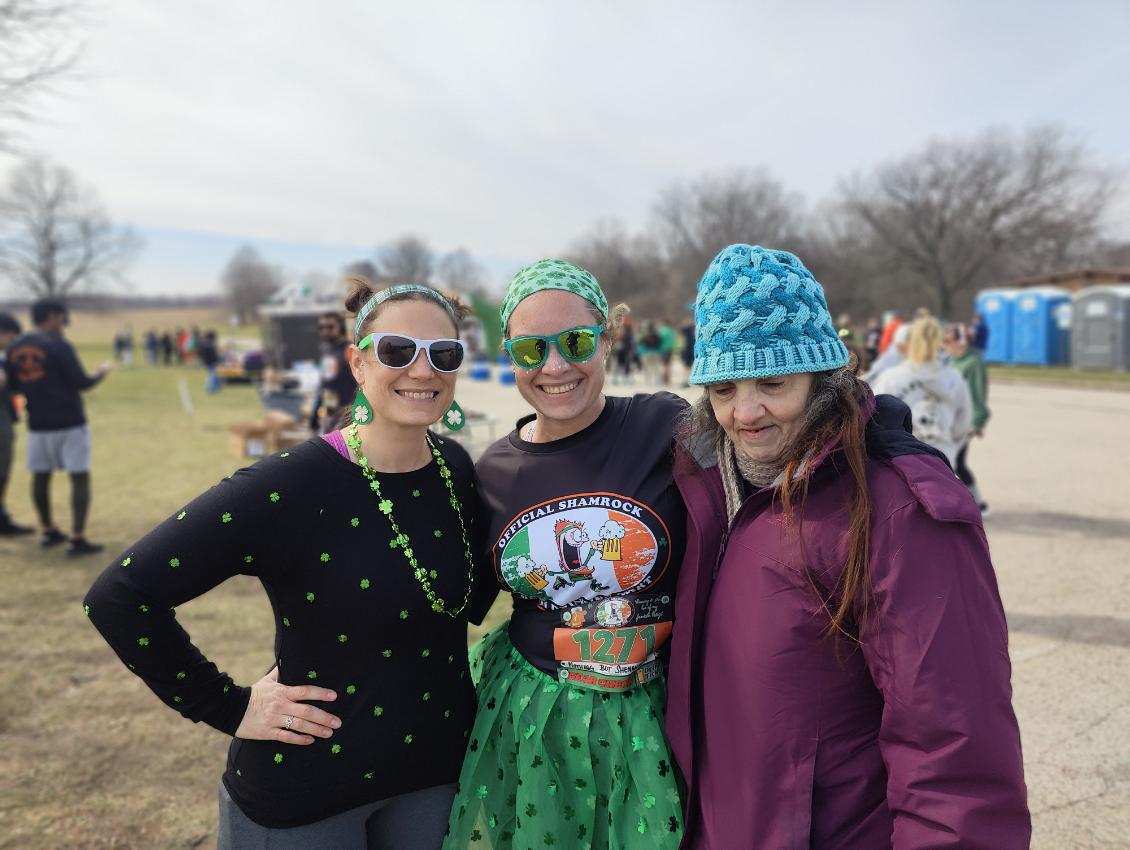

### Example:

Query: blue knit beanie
xmin=689 ymin=244 xmax=849 ymax=385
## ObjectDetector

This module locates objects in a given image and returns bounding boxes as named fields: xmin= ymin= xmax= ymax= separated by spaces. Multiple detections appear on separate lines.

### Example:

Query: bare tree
xmin=0 ymin=1 xmax=82 ymax=150
xmin=0 ymin=158 xmax=140 ymax=298
xmin=343 ymin=258 xmax=380 ymax=282
xmin=652 ymin=167 xmax=806 ymax=290
xmin=221 ymin=245 xmax=281 ymax=324
xmin=377 ymin=234 xmax=434 ymax=283
xmin=436 ymin=247 xmax=485 ymax=295
xmin=567 ymin=218 xmax=676 ymax=317
xmin=840 ymin=126 xmax=1115 ymax=316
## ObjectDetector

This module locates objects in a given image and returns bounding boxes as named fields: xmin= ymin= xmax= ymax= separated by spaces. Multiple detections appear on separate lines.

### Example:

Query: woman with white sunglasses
xmin=444 ymin=259 xmax=686 ymax=850
xmin=85 ymin=277 xmax=497 ymax=850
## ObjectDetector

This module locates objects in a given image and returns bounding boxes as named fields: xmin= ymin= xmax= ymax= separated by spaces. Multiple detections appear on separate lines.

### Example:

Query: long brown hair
xmin=689 ymin=366 xmax=874 ymax=641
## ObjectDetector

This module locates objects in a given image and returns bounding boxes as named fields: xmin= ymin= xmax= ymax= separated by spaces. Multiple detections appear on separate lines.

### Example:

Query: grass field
xmin=0 ymin=316 xmax=507 ymax=849
xmin=988 ymin=364 xmax=1130 ymax=390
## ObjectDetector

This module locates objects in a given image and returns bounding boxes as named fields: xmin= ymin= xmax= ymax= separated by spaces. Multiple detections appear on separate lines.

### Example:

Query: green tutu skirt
xmin=443 ymin=623 xmax=684 ymax=850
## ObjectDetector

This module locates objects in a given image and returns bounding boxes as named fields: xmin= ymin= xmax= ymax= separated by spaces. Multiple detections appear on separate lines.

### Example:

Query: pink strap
xmin=322 ymin=430 xmax=351 ymax=460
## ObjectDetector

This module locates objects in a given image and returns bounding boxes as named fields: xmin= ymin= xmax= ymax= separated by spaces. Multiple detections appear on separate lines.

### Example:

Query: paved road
xmin=455 ymin=373 xmax=1130 ymax=849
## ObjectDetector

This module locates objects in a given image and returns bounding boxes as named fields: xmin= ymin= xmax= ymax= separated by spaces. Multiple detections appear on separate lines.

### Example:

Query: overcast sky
xmin=6 ymin=0 xmax=1130 ymax=296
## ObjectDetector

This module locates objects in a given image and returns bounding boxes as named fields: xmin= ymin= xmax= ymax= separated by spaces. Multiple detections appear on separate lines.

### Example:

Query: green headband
xmin=354 ymin=284 xmax=457 ymax=338
xmin=499 ymin=259 xmax=609 ymax=335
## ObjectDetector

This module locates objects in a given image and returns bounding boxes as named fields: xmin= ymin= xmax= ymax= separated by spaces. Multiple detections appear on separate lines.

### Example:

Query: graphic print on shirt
xmin=496 ymin=491 xmax=674 ymax=691
xmin=497 ymin=492 xmax=668 ymax=610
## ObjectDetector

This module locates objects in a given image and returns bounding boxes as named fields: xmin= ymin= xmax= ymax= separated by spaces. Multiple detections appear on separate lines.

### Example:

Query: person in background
xmin=121 ymin=324 xmax=135 ymax=368
xmin=613 ymin=314 xmax=638 ymax=385
xmin=679 ymin=316 xmax=695 ymax=386
xmin=947 ymin=323 xmax=990 ymax=513
xmin=175 ymin=326 xmax=188 ymax=363
xmin=639 ymin=321 xmax=662 ymax=384
xmin=160 ymin=330 xmax=175 ymax=365
xmin=862 ymin=322 xmax=910 ymax=384
xmin=4 ymin=298 xmax=111 ymax=555
xmin=864 ymin=316 xmax=881 ymax=367
xmin=310 ymin=311 xmax=357 ymax=433
xmin=198 ymin=330 xmax=222 ymax=394
xmin=877 ymin=309 xmax=903 ymax=354
xmin=144 ymin=328 xmax=159 ymax=366
xmin=668 ymin=244 xmax=1028 ymax=849
xmin=0 ymin=312 xmax=34 ymax=536
xmin=657 ymin=318 xmax=677 ymax=386
xmin=872 ymin=316 xmax=972 ymax=468
xmin=970 ymin=311 xmax=990 ymax=353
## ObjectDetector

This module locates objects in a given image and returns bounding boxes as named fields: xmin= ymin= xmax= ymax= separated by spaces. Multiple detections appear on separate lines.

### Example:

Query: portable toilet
xmin=974 ymin=288 xmax=1018 ymax=364
xmin=1072 ymin=285 xmax=1130 ymax=371
xmin=1011 ymin=287 xmax=1071 ymax=365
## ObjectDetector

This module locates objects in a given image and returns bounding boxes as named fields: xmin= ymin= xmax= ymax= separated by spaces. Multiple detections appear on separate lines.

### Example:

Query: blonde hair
xmin=906 ymin=316 xmax=943 ymax=364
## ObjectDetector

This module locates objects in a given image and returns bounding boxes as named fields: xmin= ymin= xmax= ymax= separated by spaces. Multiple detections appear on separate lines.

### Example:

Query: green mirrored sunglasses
xmin=504 ymin=325 xmax=605 ymax=370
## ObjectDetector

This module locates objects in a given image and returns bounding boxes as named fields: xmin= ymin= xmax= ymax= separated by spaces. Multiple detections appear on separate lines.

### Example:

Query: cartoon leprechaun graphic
xmin=548 ymin=519 xmax=610 ymax=592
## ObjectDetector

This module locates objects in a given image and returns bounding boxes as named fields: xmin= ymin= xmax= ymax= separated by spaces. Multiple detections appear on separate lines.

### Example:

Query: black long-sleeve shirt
xmin=84 ymin=435 xmax=498 ymax=827
xmin=5 ymin=331 xmax=103 ymax=431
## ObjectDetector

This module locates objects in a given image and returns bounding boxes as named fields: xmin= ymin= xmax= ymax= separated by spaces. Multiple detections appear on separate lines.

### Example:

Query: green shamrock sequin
xmin=120 ymin=556 xmax=132 ymax=567
xmin=373 ymin=705 xmax=384 ymax=717
xmin=338 ymin=634 xmax=348 ymax=643
xmin=305 ymin=592 xmax=315 ymax=602
xmin=168 ymin=557 xmax=180 ymax=569
xmin=138 ymin=604 xmax=149 ymax=613
xmin=359 ymin=578 xmax=370 ymax=589
xmin=330 ymin=743 xmax=342 ymax=755
xmin=269 ymin=491 xmax=281 ymax=503
xmin=221 ymin=512 xmax=232 ymax=523
xmin=404 ymin=734 xmax=413 ymax=744
xmin=345 ymin=684 xmax=357 ymax=695
xmin=176 ymin=511 xmax=186 ymax=520
xmin=363 ymin=771 xmax=374 ymax=780
xmin=422 ymin=691 xmax=431 ymax=701
xmin=399 ymin=610 xmax=408 ymax=620
xmin=273 ymin=753 xmax=283 ymax=764
xmin=378 ymin=499 xmax=393 ymax=515
xmin=83 ymin=604 xmax=91 ymax=617
xmin=176 ymin=671 xmax=186 ymax=680
xmin=282 ymin=617 xmax=290 ymax=626
xmin=350 ymin=517 xmax=360 ymax=527
xmin=433 ymin=529 xmax=443 ymax=538
xmin=319 ymin=552 xmax=331 ymax=563
xmin=307 ymin=670 xmax=317 ymax=679
xmin=137 ymin=636 xmax=149 ymax=647
xmin=412 ymin=489 xmax=421 ymax=497
xmin=382 ymin=649 xmax=392 ymax=658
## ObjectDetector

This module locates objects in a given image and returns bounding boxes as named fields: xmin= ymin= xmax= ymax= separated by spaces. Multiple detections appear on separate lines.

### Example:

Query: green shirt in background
xmin=952 ymin=350 xmax=990 ymax=432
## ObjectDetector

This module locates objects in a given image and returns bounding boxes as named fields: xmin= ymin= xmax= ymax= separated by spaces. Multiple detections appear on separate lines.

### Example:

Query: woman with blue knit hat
xmin=666 ymin=245 xmax=1029 ymax=849
xmin=444 ymin=259 xmax=687 ymax=849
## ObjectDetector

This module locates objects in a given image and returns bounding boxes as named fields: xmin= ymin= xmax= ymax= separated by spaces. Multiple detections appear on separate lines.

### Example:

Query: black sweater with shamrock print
xmin=84 ymin=435 xmax=496 ymax=828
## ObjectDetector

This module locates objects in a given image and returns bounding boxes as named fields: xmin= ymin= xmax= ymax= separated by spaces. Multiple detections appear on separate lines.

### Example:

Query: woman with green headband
xmin=444 ymin=259 xmax=687 ymax=849
xmin=84 ymin=277 xmax=497 ymax=850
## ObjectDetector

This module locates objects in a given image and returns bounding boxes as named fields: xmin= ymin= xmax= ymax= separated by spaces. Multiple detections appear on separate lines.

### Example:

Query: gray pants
xmin=217 ymin=782 xmax=455 ymax=850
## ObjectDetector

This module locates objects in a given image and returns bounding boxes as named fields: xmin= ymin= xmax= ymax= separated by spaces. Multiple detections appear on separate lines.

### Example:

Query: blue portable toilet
xmin=974 ymin=288 xmax=1018 ymax=363
xmin=1011 ymin=287 xmax=1072 ymax=366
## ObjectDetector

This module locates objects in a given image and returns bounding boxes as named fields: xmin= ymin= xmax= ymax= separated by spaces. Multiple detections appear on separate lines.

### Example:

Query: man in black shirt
xmin=0 ymin=312 xmax=33 ymax=536
xmin=4 ymin=299 xmax=112 ymax=555
xmin=309 ymin=312 xmax=356 ymax=433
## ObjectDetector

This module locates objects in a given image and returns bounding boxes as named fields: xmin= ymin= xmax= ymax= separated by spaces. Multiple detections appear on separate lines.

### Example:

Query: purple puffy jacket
xmin=666 ymin=393 xmax=1030 ymax=849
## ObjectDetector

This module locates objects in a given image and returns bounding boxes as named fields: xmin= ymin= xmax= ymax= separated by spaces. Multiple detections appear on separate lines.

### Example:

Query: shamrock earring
xmin=443 ymin=400 xmax=466 ymax=432
xmin=351 ymin=388 xmax=373 ymax=425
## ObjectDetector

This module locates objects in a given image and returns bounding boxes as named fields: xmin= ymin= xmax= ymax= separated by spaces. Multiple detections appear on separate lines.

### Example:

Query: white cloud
xmin=8 ymin=0 xmax=1128 ymax=295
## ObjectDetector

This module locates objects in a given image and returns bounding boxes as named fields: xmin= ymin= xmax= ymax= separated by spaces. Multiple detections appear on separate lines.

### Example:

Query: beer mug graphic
xmin=601 ymin=537 xmax=622 ymax=561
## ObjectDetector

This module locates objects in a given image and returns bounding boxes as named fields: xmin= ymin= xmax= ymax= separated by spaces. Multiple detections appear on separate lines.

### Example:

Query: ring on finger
xmin=283 ymin=715 xmax=294 ymax=730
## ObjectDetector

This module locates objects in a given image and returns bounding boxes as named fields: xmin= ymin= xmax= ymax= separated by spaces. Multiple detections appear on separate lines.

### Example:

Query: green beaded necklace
xmin=344 ymin=422 xmax=476 ymax=617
